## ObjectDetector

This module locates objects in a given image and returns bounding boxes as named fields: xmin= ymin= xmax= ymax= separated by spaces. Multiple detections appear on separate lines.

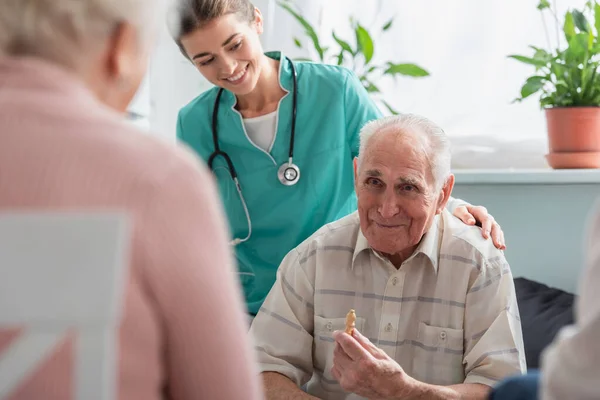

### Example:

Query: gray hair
xmin=358 ymin=114 xmax=452 ymax=191
xmin=0 ymin=0 xmax=165 ymax=67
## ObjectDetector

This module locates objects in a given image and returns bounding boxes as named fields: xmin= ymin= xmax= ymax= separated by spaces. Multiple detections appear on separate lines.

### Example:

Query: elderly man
xmin=250 ymin=114 xmax=526 ymax=400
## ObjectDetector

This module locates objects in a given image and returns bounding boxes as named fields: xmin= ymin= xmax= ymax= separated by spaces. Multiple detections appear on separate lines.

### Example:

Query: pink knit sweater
xmin=0 ymin=56 xmax=263 ymax=400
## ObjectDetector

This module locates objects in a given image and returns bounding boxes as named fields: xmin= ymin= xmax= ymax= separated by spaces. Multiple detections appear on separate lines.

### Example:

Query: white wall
xmin=453 ymin=171 xmax=600 ymax=294
xmin=255 ymin=0 xmax=320 ymax=56
xmin=148 ymin=24 xmax=211 ymax=141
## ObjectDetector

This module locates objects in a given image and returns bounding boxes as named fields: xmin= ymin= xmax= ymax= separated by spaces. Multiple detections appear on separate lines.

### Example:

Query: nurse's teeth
xmin=228 ymin=68 xmax=245 ymax=82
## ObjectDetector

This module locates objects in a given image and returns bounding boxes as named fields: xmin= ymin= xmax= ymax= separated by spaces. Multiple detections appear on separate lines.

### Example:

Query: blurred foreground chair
xmin=0 ymin=212 xmax=130 ymax=400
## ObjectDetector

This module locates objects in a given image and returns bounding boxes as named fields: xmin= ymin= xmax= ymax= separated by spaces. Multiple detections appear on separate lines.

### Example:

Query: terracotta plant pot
xmin=545 ymin=107 xmax=600 ymax=168
xmin=545 ymin=151 xmax=600 ymax=168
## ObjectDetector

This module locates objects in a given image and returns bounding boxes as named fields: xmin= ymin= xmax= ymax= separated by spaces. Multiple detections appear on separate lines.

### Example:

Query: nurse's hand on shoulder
xmin=453 ymin=205 xmax=506 ymax=250
xmin=331 ymin=329 xmax=416 ymax=399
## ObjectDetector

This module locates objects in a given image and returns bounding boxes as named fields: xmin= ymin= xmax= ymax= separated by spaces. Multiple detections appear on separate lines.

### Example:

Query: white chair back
xmin=0 ymin=213 xmax=130 ymax=400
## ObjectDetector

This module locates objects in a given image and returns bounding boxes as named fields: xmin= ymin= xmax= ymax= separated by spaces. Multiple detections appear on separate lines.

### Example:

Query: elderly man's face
xmin=354 ymin=127 xmax=453 ymax=261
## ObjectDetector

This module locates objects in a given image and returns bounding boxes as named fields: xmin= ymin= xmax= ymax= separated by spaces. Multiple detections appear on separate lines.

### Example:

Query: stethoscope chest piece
xmin=277 ymin=162 xmax=300 ymax=186
xmin=209 ymin=56 xmax=300 ymax=245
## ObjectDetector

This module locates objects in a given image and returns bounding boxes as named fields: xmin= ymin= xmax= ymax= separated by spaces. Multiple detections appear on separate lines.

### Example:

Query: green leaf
xmin=520 ymin=76 xmax=546 ymax=98
xmin=565 ymin=33 xmax=589 ymax=63
xmin=529 ymin=46 xmax=553 ymax=63
xmin=541 ymin=95 xmax=562 ymax=108
xmin=278 ymin=2 xmax=325 ymax=61
xmin=507 ymin=54 xmax=548 ymax=67
xmin=581 ymin=66 xmax=596 ymax=99
xmin=332 ymin=31 xmax=353 ymax=53
xmin=293 ymin=37 xmax=302 ymax=48
xmin=380 ymin=100 xmax=399 ymax=115
xmin=336 ymin=50 xmax=344 ymax=66
xmin=595 ymin=3 xmax=600 ymax=37
xmin=564 ymin=11 xmax=576 ymax=42
xmin=529 ymin=45 xmax=547 ymax=52
xmin=367 ymin=65 xmax=379 ymax=73
xmin=550 ymin=61 xmax=567 ymax=80
xmin=573 ymin=9 xmax=590 ymax=32
xmin=384 ymin=63 xmax=430 ymax=77
xmin=537 ymin=0 xmax=551 ymax=10
xmin=364 ymin=80 xmax=381 ymax=93
xmin=355 ymin=24 xmax=374 ymax=64
xmin=382 ymin=18 xmax=393 ymax=31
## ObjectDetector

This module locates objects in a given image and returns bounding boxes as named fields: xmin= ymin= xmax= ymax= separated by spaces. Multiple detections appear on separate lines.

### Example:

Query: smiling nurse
xmin=168 ymin=0 xmax=506 ymax=316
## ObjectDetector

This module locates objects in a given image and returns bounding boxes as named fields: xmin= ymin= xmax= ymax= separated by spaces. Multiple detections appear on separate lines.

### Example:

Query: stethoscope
xmin=207 ymin=57 xmax=299 ymax=246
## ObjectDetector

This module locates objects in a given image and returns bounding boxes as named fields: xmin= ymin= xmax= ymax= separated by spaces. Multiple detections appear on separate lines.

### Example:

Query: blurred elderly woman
xmin=0 ymin=0 xmax=263 ymax=399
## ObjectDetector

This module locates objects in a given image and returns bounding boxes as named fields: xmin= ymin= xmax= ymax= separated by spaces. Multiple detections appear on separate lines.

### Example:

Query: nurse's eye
xmin=199 ymin=57 xmax=214 ymax=66
xmin=230 ymin=41 xmax=243 ymax=51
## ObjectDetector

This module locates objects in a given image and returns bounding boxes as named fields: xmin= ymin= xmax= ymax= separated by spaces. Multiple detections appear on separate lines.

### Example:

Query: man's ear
xmin=435 ymin=174 xmax=455 ymax=214
xmin=353 ymin=157 xmax=359 ymax=189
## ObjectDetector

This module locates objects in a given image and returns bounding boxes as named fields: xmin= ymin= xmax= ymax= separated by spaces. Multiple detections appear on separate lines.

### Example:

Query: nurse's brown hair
xmin=169 ymin=0 xmax=255 ymax=58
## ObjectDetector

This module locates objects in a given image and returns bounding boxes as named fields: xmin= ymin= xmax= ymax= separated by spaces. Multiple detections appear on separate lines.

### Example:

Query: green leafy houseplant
xmin=509 ymin=0 xmax=600 ymax=107
xmin=277 ymin=1 xmax=429 ymax=114
xmin=509 ymin=0 xmax=600 ymax=169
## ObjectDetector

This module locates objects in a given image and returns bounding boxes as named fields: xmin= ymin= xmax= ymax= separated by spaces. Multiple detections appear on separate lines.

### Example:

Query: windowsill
xmin=453 ymin=168 xmax=600 ymax=184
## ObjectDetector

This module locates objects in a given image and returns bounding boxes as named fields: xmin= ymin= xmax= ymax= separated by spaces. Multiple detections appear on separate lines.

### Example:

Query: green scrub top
xmin=177 ymin=51 xmax=382 ymax=315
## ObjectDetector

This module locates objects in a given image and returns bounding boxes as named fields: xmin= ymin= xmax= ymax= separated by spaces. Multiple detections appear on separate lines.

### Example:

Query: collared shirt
xmin=540 ymin=202 xmax=600 ymax=400
xmin=250 ymin=210 xmax=526 ymax=400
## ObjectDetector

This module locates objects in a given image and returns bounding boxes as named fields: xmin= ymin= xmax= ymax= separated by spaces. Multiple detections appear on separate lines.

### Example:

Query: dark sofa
xmin=513 ymin=277 xmax=576 ymax=369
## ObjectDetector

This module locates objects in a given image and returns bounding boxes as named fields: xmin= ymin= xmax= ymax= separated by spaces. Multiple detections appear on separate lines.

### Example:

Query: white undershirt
xmin=242 ymin=111 xmax=277 ymax=152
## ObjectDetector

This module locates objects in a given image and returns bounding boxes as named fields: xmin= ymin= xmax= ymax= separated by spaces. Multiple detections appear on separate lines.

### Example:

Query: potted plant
xmin=278 ymin=0 xmax=429 ymax=115
xmin=509 ymin=0 xmax=600 ymax=168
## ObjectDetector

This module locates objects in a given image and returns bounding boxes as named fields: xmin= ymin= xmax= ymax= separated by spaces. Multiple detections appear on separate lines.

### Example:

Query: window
xmin=262 ymin=0 xmax=585 ymax=168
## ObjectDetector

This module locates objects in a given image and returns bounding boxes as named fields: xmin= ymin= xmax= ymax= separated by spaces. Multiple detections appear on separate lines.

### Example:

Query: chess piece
xmin=345 ymin=309 xmax=356 ymax=335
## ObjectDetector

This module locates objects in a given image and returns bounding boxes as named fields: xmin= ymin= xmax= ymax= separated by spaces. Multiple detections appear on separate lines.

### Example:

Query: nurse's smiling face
xmin=180 ymin=10 xmax=266 ymax=96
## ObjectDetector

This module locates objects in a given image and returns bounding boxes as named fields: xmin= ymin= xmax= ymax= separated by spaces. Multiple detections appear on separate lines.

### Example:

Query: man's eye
xmin=199 ymin=58 xmax=213 ymax=66
xmin=366 ymin=178 xmax=382 ymax=186
xmin=400 ymin=184 xmax=419 ymax=193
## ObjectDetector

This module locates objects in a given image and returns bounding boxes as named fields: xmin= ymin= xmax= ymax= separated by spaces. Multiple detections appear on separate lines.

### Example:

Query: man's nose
xmin=378 ymin=191 xmax=400 ymax=218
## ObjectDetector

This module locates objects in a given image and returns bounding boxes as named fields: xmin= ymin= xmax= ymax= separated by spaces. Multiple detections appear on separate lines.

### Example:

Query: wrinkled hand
xmin=331 ymin=329 xmax=415 ymax=400
xmin=453 ymin=205 xmax=506 ymax=250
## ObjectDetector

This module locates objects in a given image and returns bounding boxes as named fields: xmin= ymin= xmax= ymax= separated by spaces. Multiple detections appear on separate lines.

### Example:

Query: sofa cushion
xmin=513 ymin=277 xmax=575 ymax=369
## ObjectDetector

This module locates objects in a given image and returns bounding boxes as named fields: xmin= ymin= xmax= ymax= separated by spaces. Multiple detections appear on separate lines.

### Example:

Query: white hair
xmin=358 ymin=114 xmax=452 ymax=191
xmin=0 ymin=0 xmax=166 ymax=67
